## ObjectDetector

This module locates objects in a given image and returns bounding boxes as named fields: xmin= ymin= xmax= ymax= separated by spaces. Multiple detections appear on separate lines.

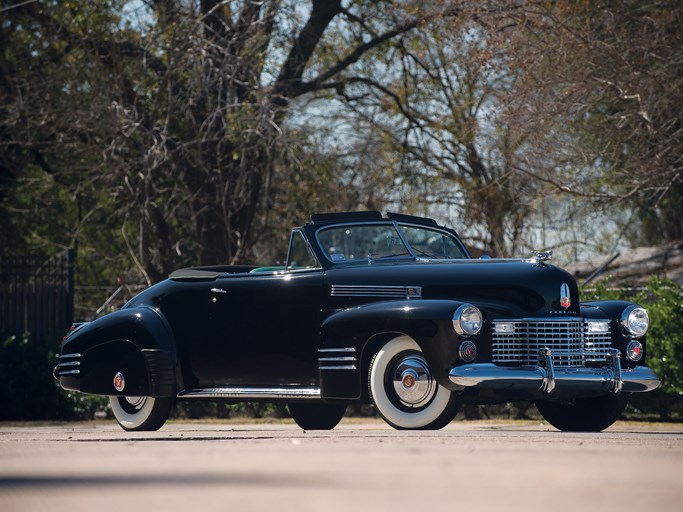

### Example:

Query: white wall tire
xmin=109 ymin=396 xmax=173 ymax=431
xmin=369 ymin=335 xmax=461 ymax=430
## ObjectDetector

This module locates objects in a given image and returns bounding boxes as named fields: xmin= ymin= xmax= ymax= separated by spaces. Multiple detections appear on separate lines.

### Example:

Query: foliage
xmin=1 ymin=0 xmax=468 ymax=289
xmin=0 ymin=334 xmax=109 ymax=420
xmin=325 ymin=14 xmax=539 ymax=256
xmin=585 ymin=277 xmax=683 ymax=418
xmin=503 ymin=0 xmax=683 ymax=249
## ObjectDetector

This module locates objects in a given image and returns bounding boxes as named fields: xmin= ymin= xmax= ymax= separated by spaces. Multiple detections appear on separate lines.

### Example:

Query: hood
xmin=324 ymin=259 xmax=580 ymax=318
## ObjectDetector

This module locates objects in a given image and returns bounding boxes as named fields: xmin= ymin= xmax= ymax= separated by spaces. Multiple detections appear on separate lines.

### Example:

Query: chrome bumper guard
xmin=449 ymin=348 xmax=660 ymax=395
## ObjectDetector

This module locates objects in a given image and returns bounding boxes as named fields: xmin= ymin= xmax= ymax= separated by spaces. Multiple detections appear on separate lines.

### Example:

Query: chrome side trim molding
xmin=177 ymin=386 xmax=321 ymax=400
xmin=59 ymin=353 xmax=82 ymax=359
xmin=56 ymin=361 xmax=80 ymax=368
xmin=54 ymin=353 xmax=83 ymax=380
xmin=318 ymin=347 xmax=358 ymax=371
xmin=59 ymin=370 xmax=81 ymax=376
xmin=331 ymin=285 xmax=421 ymax=299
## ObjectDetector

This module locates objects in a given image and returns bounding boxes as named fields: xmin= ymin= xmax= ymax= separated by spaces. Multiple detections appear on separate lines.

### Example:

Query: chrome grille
xmin=491 ymin=320 xmax=612 ymax=368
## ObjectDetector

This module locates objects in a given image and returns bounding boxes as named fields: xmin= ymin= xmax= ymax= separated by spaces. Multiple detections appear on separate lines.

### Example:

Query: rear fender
xmin=58 ymin=307 xmax=177 ymax=397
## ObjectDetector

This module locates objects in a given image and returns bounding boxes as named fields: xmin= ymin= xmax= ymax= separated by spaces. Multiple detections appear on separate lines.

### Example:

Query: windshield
xmin=317 ymin=223 xmax=468 ymax=263
xmin=317 ymin=224 xmax=410 ymax=263
xmin=398 ymin=224 xmax=468 ymax=259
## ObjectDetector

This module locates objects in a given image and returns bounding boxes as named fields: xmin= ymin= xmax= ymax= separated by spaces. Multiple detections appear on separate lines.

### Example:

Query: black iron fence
xmin=0 ymin=250 xmax=75 ymax=341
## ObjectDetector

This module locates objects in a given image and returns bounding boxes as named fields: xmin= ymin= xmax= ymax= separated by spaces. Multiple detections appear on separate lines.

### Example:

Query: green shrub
xmin=0 ymin=334 xmax=60 ymax=420
xmin=1 ymin=334 xmax=110 ymax=420
xmin=586 ymin=277 xmax=683 ymax=419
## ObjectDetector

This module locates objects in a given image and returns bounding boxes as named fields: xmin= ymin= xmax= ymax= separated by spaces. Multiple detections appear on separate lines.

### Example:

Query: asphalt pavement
xmin=1 ymin=420 xmax=682 ymax=512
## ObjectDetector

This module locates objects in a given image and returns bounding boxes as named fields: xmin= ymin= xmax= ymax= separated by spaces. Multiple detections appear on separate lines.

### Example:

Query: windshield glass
xmin=317 ymin=224 xmax=410 ymax=263
xmin=317 ymin=222 xmax=468 ymax=263
xmin=398 ymin=225 xmax=468 ymax=259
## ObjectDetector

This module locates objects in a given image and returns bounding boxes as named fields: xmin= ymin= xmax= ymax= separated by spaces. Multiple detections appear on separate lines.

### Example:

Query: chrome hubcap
xmin=124 ymin=396 xmax=146 ymax=410
xmin=392 ymin=355 xmax=436 ymax=408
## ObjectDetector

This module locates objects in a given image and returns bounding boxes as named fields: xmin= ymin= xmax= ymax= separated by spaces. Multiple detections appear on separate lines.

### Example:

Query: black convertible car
xmin=54 ymin=211 xmax=660 ymax=431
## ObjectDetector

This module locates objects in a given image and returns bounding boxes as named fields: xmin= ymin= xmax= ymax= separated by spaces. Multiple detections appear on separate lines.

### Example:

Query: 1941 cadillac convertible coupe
xmin=54 ymin=211 xmax=660 ymax=431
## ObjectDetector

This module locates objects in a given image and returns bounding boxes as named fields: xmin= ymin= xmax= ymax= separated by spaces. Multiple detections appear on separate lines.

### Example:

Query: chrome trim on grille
xmin=177 ymin=387 xmax=321 ymax=400
xmin=318 ymin=347 xmax=358 ymax=371
xmin=331 ymin=285 xmax=421 ymax=299
xmin=492 ymin=318 xmax=612 ymax=368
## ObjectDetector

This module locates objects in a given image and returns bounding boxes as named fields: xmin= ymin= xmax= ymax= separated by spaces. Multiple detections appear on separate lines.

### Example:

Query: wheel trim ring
xmin=110 ymin=396 xmax=156 ymax=429
xmin=370 ymin=336 xmax=454 ymax=429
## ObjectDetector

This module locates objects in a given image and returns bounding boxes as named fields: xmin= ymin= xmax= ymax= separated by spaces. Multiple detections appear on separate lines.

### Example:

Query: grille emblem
xmin=560 ymin=283 xmax=571 ymax=309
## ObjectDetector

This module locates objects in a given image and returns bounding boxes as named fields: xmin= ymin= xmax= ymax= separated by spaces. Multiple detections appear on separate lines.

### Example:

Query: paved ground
xmin=1 ymin=420 xmax=682 ymax=512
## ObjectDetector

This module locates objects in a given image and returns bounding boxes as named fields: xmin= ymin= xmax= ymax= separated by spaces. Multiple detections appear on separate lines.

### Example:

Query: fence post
xmin=66 ymin=248 xmax=75 ymax=330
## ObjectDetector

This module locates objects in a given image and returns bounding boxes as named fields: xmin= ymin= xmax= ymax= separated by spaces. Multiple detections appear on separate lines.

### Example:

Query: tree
xmin=1 ymin=0 xmax=468 ymax=284
xmin=320 ymin=12 xmax=542 ymax=256
xmin=501 ymin=0 xmax=683 ymax=249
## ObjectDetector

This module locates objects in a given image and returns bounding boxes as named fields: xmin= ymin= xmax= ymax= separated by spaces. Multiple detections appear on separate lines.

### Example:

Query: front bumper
xmin=449 ymin=349 xmax=660 ymax=395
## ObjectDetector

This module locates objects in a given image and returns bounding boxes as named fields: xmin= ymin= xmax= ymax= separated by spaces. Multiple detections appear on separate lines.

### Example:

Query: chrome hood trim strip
xmin=331 ymin=285 xmax=421 ymax=299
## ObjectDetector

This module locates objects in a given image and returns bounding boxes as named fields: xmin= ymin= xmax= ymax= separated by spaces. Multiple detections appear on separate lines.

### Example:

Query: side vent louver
xmin=318 ymin=347 xmax=358 ymax=371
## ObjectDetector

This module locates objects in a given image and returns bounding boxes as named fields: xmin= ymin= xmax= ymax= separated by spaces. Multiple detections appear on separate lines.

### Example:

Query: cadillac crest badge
xmin=113 ymin=372 xmax=126 ymax=392
xmin=560 ymin=283 xmax=571 ymax=309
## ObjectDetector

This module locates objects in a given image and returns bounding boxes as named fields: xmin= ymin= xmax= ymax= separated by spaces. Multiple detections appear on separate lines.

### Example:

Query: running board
xmin=177 ymin=386 xmax=321 ymax=400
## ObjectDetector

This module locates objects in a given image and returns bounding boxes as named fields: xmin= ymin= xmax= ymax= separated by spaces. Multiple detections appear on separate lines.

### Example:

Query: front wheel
xmin=287 ymin=402 xmax=347 ymax=430
xmin=368 ymin=335 xmax=461 ymax=430
xmin=109 ymin=396 xmax=174 ymax=431
xmin=535 ymin=393 xmax=630 ymax=432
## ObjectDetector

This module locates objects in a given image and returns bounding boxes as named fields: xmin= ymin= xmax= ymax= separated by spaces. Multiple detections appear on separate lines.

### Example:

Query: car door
xmin=208 ymin=269 xmax=324 ymax=387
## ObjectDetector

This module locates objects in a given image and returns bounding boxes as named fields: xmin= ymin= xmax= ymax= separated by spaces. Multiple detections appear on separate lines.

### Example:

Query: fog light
xmin=626 ymin=340 xmax=643 ymax=362
xmin=459 ymin=341 xmax=477 ymax=362
xmin=494 ymin=322 xmax=515 ymax=334
xmin=587 ymin=321 xmax=610 ymax=333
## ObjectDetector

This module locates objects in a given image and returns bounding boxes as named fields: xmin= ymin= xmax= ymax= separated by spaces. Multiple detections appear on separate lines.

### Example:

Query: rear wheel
xmin=109 ymin=396 xmax=174 ymax=431
xmin=368 ymin=335 xmax=461 ymax=430
xmin=535 ymin=393 xmax=630 ymax=432
xmin=287 ymin=402 xmax=347 ymax=430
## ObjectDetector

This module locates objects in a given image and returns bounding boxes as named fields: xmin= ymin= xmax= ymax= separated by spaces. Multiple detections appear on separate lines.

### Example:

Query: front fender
xmin=319 ymin=300 xmax=466 ymax=399
xmin=58 ymin=307 xmax=177 ymax=397
xmin=582 ymin=300 xmax=650 ymax=367
xmin=581 ymin=300 xmax=639 ymax=320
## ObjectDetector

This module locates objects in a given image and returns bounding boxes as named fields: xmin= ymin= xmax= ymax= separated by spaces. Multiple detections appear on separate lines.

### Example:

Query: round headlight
xmin=452 ymin=304 xmax=483 ymax=336
xmin=621 ymin=305 xmax=649 ymax=338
